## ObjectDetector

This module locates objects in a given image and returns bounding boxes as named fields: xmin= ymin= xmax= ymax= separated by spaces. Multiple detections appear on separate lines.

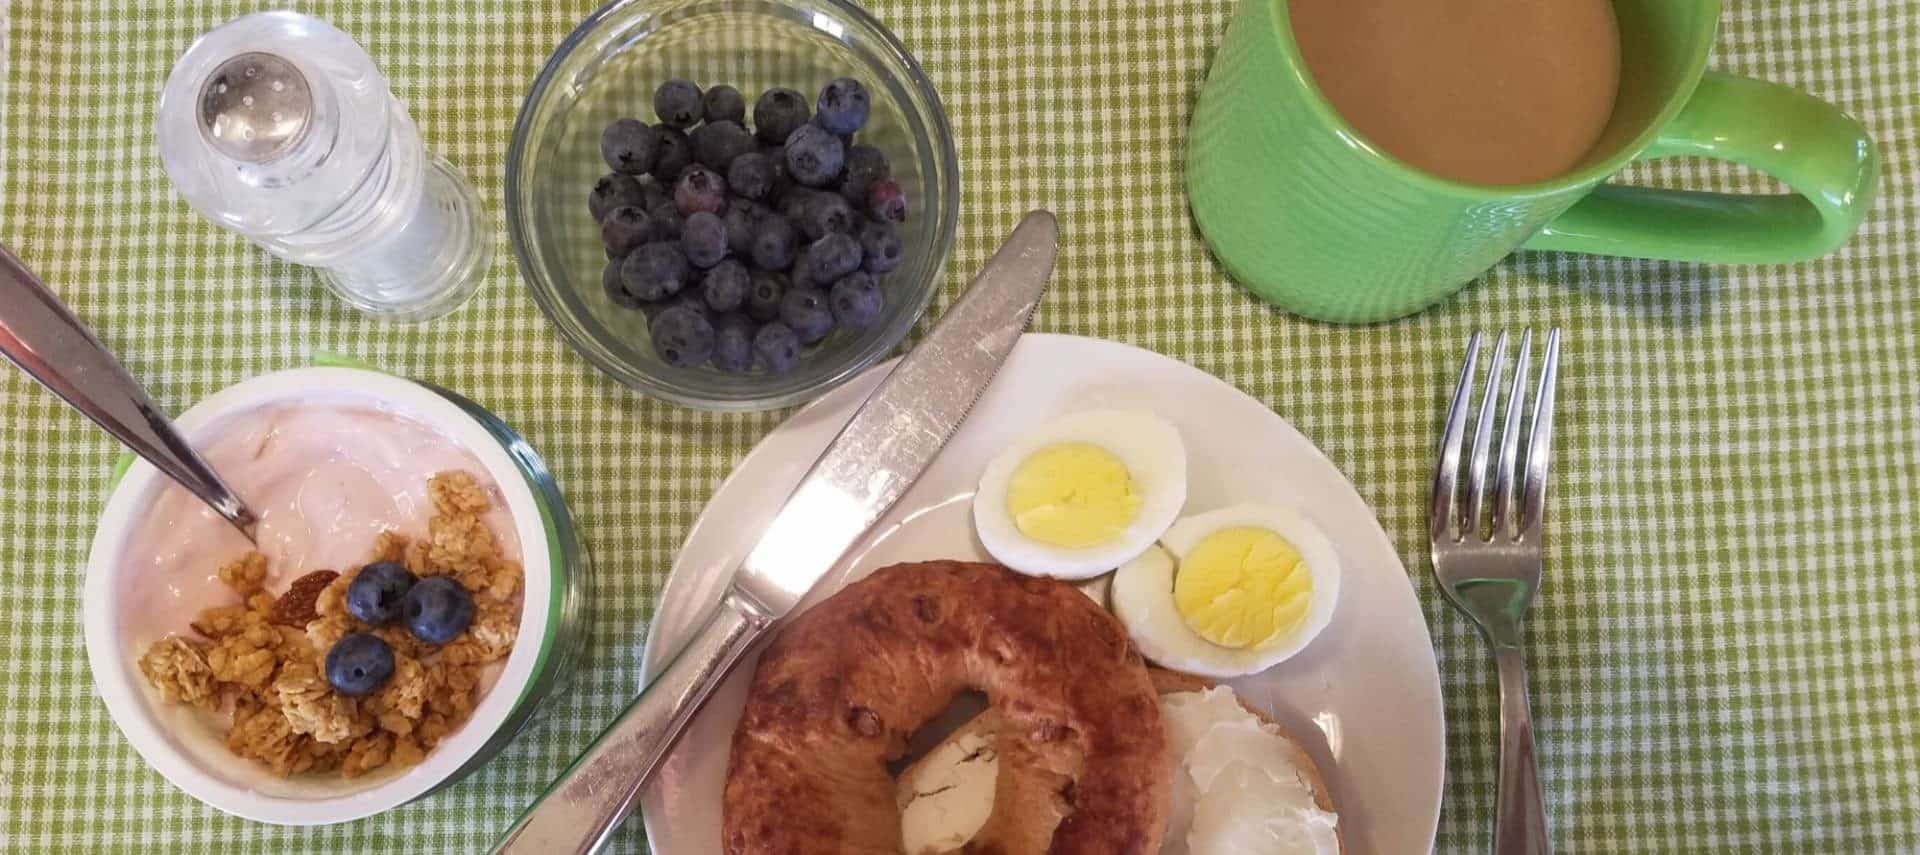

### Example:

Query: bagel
xmin=1146 ymin=668 xmax=1340 ymax=833
xmin=896 ymin=668 xmax=1341 ymax=854
xmin=722 ymin=560 xmax=1169 ymax=854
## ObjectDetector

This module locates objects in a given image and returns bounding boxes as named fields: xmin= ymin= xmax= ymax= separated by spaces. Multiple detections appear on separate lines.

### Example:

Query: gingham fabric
xmin=3 ymin=1 xmax=1917 ymax=851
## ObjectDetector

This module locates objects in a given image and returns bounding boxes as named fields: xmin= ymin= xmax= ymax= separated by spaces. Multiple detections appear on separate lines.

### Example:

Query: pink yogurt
xmin=117 ymin=402 xmax=521 ymax=650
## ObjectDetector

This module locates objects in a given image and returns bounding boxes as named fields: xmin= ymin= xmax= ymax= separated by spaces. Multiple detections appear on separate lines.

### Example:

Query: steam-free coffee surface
xmin=1289 ymin=0 xmax=1620 ymax=185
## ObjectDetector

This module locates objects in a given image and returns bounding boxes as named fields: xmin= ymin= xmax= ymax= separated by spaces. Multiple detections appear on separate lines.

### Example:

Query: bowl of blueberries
xmin=507 ymin=0 xmax=958 ymax=411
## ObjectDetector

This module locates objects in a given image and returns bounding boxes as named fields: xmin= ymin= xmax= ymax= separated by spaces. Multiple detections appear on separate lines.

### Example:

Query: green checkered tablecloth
xmin=4 ymin=0 xmax=1917 ymax=851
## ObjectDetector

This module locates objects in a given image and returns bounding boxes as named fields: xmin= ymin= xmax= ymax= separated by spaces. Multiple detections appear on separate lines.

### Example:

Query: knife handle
xmin=494 ymin=588 xmax=774 ymax=855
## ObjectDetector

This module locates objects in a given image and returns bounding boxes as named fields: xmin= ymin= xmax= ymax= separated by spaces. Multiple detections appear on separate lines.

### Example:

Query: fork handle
xmin=1494 ymin=646 xmax=1550 ymax=855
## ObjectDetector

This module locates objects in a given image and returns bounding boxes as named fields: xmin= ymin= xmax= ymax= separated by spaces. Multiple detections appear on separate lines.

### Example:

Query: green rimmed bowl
xmin=82 ymin=365 xmax=586 ymax=824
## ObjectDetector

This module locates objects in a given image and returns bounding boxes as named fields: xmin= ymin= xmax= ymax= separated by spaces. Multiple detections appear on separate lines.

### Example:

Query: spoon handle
xmin=0 ymin=244 xmax=255 ymax=533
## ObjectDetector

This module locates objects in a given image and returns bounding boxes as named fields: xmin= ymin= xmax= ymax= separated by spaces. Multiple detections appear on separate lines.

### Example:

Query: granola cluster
xmin=136 ymin=471 xmax=523 ymax=779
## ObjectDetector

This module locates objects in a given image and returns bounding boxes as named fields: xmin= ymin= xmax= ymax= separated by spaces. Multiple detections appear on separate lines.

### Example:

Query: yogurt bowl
xmin=82 ymin=366 xmax=586 ymax=825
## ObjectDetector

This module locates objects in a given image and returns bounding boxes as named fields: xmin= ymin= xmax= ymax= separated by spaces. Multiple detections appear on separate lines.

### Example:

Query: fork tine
xmin=1520 ymin=328 xmax=1562 ymax=537
xmin=1491 ymin=329 xmax=1532 ymax=539
xmin=1430 ymin=332 xmax=1481 ymax=540
xmin=1464 ymin=331 xmax=1507 ymax=539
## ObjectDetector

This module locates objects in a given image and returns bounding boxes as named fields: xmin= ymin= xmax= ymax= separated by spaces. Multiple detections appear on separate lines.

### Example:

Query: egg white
xmin=1110 ymin=504 xmax=1341 ymax=679
xmin=972 ymin=410 xmax=1187 ymax=580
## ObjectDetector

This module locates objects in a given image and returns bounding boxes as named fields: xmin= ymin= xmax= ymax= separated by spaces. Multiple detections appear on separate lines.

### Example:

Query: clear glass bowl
xmin=507 ymin=0 xmax=958 ymax=411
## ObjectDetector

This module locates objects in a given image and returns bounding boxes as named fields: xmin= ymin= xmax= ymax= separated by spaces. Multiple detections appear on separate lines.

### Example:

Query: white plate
xmin=638 ymin=334 xmax=1443 ymax=853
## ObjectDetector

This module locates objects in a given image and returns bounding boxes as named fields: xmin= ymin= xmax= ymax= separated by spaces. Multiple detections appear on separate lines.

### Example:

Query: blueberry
xmin=403 ymin=576 xmax=475 ymax=645
xmin=806 ymin=232 xmax=863 ymax=283
xmin=645 ymin=201 xmax=685 ymax=241
xmin=589 ymin=173 xmax=648 ymax=222
xmin=749 ymin=216 xmax=798 ymax=271
xmin=868 ymin=178 xmax=907 ymax=223
xmin=325 ymin=632 xmax=395 ymax=696
xmin=604 ymin=258 xmax=642 ymax=309
xmin=701 ymin=258 xmax=751 ymax=312
xmin=691 ymin=120 xmax=758 ymax=172
xmin=778 ymin=187 xmax=820 ymax=224
xmin=727 ymin=152 xmax=775 ymax=200
xmin=600 ymin=118 xmax=659 ymax=175
xmin=753 ymin=87 xmax=811 ymax=145
xmin=681 ymin=211 xmax=729 ymax=268
xmin=722 ymin=202 xmax=759 ymax=254
xmin=784 ymin=124 xmax=845 ymax=187
xmin=815 ymin=77 xmax=871 ymax=135
xmin=780 ymin=286 xmax=836 ymax=344
xmin=754 ymin=321 xmax=802 ymax=374
xmin=621 ymin=242 xmax=690 ymax=301
xmin=711 ymin=313 xmax=756 ymax=373
xmin=761 ymin=144 xmax=793 ymax=200
xmin=838 ymin=143 xmax=890 ymax=205
xmin=651 ymin=305 xmax=716 ymax=367
xmin=640 ymin=177 xmax=671 ymax=211
xmin=674 ymin=165 xmax=728 ymax=216
xmin=702 ymin=84 xmax=746 ymax=125
xmin=829 ymin=271 xmax=885 ymax=329
xmin=650 ymin=125 xmax=694 ymax=182
xmin=746 ymin=271 xmax=787 ymax=322
xmin=600 ymin=206 xmax=651 ymax=255
xmin=799 ymin=191 xmax=855 ymax=241
xmin=668 ymin=288 xmax=716 ymax=321
xmin=654 ymin=79 xmax=704 ymax=128
xmin=345 ymin=561 xmax=416 ymax=625
xmin=856 ymin=219 xmax=904 ymax=273
xmin=789 ymin=244 xmax=816 ymax=290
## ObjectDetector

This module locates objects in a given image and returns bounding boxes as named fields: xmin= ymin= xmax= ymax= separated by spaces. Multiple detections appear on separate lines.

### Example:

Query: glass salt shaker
xmin=157 ymin=11 xmax=491 ymax=321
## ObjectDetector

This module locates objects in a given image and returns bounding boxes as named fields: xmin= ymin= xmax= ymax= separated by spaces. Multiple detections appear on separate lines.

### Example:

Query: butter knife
xmin=495 ymin=210 xmax=1059 ymax=854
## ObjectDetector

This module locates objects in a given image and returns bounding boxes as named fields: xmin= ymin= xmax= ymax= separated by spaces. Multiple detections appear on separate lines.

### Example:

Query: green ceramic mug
xmin=1187 ymin=0 xmax=1880 ymax=323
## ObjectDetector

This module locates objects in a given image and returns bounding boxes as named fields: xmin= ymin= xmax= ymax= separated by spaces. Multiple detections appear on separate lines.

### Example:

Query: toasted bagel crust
xmin=722 ymin=561 xmax=1169 ymax=854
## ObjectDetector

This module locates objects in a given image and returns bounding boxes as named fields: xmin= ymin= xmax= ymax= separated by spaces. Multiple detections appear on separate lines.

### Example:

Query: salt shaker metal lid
xmin=156 ymin=11 xmax=397 ymax=237
xmin=196 ymin=51 xmax=314 ymax=163
xmin=156 ymin=11 xmax=492 ymax=322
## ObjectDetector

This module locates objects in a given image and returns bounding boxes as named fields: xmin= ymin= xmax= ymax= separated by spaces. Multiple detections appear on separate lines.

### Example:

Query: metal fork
xmin=1430 ymin=328 xmax=1562 ymax=855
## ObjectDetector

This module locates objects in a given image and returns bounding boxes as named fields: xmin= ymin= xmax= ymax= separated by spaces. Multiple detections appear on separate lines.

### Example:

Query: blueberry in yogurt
xmin=404 ymin=577 xmax=475 ymax=646
xmin=326 ymin=632 xmax=395 ymax=696
xmin=346 ymin=561 xmax=416 ymax=625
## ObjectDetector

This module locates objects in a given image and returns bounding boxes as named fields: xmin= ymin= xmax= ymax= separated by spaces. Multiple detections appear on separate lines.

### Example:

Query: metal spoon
xmin=0 ymin=244 xmax=257 ymax=540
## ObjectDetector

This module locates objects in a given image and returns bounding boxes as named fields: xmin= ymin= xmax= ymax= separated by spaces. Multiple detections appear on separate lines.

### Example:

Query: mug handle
xmin=1523 ymin=71 xmax=1878 ymax=264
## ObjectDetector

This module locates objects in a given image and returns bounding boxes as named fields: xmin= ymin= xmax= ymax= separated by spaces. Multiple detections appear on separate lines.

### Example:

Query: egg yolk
xmin=1004 ymin=442 xmax=1142 ymax=548
xmin=1173 ymin=526 xmax=1313 ymax=649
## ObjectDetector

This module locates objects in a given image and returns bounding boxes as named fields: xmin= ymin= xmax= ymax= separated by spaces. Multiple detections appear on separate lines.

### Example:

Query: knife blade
xmin=494 ymin=210 xmax=1059 ymax=855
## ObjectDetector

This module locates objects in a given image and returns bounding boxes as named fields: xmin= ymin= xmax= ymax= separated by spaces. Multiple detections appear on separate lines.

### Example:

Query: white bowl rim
xmin=81 ymin=366 xmax=555 ymax=826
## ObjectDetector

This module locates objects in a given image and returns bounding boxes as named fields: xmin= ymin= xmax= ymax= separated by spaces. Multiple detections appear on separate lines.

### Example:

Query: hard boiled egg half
xmin=973 ymin=410 xmax=1187 ymax=580
xmin=1111 ymin=504 xmax=1340 ymax=678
